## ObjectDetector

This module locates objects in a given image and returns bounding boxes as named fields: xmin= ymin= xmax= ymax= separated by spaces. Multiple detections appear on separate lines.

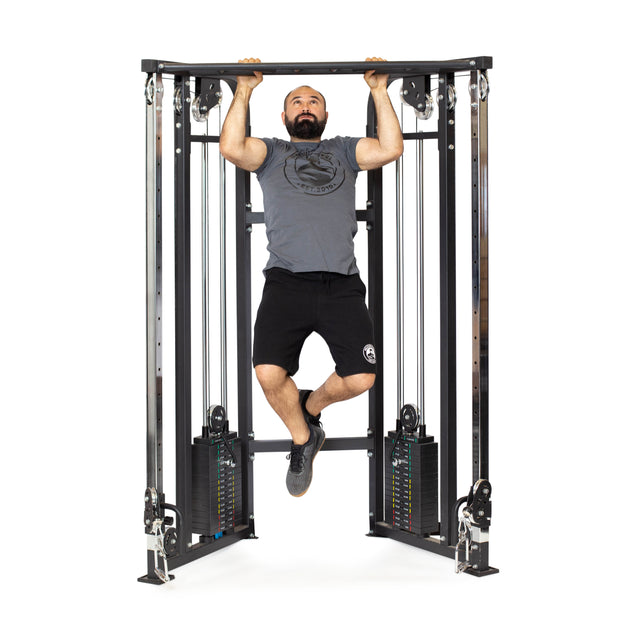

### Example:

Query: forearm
xmin=219 ymin=85 xmax=266 ymax=171
xmin=219 ymin=85 xmax=253 ymax=158
xmin=356 ymin=83 xmax=403 ymax=170
xmin=370 ymin=86 xmax=403 ymax=156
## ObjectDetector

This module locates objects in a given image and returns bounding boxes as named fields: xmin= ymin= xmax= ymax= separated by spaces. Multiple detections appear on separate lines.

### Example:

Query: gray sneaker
xmin=286 ymin=391 xmax=325 ymax=497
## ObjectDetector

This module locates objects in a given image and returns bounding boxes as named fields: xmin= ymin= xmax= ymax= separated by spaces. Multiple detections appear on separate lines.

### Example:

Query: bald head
xmin=283 ymin=85 xmax=327 ymax=111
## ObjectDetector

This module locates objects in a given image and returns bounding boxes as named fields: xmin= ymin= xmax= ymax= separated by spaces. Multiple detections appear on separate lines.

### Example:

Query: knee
xmin=344 ymin=372 xmax=376 ymax=396
xmin=254 ymin=364 xmax=288 ymax=393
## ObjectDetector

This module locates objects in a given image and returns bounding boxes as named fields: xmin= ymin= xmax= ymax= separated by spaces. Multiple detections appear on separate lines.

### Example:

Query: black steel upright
xmin=365 ymin=95 xmax=385 ymax=534
xmin=173 ymin=75 xmax=194 ymax=554
xmin=437 ymin=72 xmax=457 ymax=545
xmin=235 ymin=119 xmax=256 ymax=533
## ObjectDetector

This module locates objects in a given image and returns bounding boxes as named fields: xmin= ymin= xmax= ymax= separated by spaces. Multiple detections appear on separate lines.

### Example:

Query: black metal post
xmin=366 ymin=95 xmax=384 ymax=533
xmin=174 ymin=75 xmax=193 ymax=553
xmin=235 ymin=100 xmax=255 ymax=535
xmin=438 ymin=72 xmax=457 ymax=545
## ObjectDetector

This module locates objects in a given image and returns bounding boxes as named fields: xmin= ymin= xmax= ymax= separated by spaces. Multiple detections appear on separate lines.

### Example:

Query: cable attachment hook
xmin=143 ymin=488 xmax=178 ymax=583
xmin=455 ymin=510 xmax=472 ymax=574
xmin=147 ymin=518 xmax=171 ymax=583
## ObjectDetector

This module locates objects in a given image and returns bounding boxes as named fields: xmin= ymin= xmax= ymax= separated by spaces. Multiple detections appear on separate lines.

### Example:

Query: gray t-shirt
xmin=254 ymin=136 xmax=362 ymax=275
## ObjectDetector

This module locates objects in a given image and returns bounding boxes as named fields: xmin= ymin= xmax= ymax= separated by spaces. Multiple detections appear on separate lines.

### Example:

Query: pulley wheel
xmin=414 ymin=94 xmax=434 ymax=120
xmin=164 ymin=528 xmax=178 ymax=557
xmin=207 ymin=405 xmax=226 ymax=433
xmin=192 ymin=95 xmax=209 ymax=122
xmin=400 ymin=404 xmax=419 ymax=432
xmin=173 ymin=86 xmax=183 ymax=115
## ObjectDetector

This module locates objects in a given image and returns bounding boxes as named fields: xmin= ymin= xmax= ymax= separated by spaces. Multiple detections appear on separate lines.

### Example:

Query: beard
xmin=284 ymin=113 xmax=327 ymax=139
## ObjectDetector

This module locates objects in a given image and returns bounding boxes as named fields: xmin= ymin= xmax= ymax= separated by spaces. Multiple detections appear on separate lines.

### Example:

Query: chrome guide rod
xmin=470 ymin=70 xmax=490 ymax=482
xmin=219 ymin=107 xmax=228 ymax=411
xmin=201 ymin=123 xmax=210 ymax=427
xmin=395 ymin=104 xmax=404 ymax=415
xmin=145 ymin=73 xmax=163 ymax=492
xmin=416 ymin=136 xmax=425 ymax=419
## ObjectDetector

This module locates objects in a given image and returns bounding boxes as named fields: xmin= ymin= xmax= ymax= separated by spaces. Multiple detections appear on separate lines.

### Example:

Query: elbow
xmin=385 ymin=141 xmax=404 ymax=165
xmin=219 ymin=139 xmax=233 ymax=162
xmin=219 ymin=141 xmax=241 ymax=167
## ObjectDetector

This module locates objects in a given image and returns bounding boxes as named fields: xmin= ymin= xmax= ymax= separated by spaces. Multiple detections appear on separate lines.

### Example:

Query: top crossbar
xmin=141 ymin=58 xmax=492 ymax=77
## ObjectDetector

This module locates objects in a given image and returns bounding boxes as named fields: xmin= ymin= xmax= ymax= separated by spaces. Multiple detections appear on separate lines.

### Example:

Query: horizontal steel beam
xmin=373 ymin=522 xmax=455 ymax=559
xmin=167 ymin=525 xmax=252 ymax=570
xmin=249 ymin=436 xmax=372 ymax=454
xmin=142 ymin=58 xmax=493 ymax=77
xmin=246 ymin=210 xmax=372 ymax=225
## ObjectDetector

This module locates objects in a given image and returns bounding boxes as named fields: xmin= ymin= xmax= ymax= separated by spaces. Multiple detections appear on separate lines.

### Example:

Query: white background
xmin=1 ymin=1 xmax=638 ymax=637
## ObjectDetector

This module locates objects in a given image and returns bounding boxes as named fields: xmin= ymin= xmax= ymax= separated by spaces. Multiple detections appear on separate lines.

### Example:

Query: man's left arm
xmin=356 ymin=57 xmax=404 ymax=171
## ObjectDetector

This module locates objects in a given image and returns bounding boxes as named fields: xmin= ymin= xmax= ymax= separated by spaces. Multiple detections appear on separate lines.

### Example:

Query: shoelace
xmin=287 ymin=444 xmax=305 ymax=473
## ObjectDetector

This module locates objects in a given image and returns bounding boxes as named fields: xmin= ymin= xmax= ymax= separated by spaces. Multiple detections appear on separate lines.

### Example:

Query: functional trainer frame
xmin=139 ymin=58 xmax=497 ymax=583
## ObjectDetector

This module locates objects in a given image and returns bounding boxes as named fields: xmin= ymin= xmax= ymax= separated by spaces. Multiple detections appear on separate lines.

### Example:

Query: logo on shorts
xmin=363 ymin=344 xmax=376 ymax=365
xmin=283 ymin=150 xmax=346 ymax=196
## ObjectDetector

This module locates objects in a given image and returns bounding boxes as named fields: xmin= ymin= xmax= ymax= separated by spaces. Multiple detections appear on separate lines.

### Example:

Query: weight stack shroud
xmin=192 ymin=432 xmax=242 ymax=536
xmin=384 ymin=430 xmax=438 ymax=535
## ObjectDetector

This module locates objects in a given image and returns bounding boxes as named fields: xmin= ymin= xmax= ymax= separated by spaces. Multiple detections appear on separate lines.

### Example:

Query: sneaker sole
xmin=289 ymin=432 xmax=326 ymax=497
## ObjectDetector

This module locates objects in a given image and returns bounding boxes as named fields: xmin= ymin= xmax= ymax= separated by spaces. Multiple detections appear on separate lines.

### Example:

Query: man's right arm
xmin=219 ymin=58 xmax=267 ymax=172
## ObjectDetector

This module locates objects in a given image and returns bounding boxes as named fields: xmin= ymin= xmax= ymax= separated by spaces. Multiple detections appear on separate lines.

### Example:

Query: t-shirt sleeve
xmin=254 ymin=137 xmax=275 ymax=176
xmin=339 ymin=136 xmax=362 ymax=174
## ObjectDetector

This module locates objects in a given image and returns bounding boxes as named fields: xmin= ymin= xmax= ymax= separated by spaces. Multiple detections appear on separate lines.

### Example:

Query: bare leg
xmin=305 ymin=372 xmax=376 ymax=417
xmin=254 ymin=364 xmax=310 ymax=445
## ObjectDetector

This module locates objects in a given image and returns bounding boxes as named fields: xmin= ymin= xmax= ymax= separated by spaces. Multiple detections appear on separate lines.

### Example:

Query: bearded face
xmin=284 ymin=112 xmax=327 ymax=140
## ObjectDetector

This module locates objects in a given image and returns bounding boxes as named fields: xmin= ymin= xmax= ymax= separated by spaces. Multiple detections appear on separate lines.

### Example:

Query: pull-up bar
xmin=141 ymin=58 xmax=493 ymax=77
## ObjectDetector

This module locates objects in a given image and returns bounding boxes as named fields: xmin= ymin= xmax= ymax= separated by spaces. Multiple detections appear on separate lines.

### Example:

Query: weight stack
xmin=192 ymin=432 xmax=242 ymax=537
xmin=384 ymin=430 xmax=438 ymax=535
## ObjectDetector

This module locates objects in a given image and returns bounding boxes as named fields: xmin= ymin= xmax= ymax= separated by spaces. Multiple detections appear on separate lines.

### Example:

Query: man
xmin=220 ymin=57 xmax=403 ymax=497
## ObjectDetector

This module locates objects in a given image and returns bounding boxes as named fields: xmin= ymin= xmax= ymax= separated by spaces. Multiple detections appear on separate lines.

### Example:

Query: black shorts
xmin=253 ymin=268 xmax=377 ymax=378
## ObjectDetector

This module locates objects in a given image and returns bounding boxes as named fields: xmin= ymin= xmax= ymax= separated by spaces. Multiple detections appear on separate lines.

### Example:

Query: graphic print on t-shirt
xmin=283 ymin=150 xmax=346 ymax=196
